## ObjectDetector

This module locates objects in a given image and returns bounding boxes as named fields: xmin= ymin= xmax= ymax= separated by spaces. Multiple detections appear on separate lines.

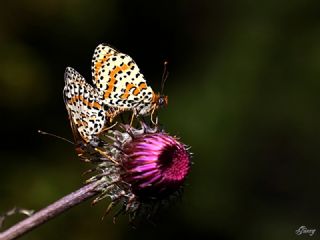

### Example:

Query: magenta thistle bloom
xmin=121 ymin=132 xmax=190 ymax=198
xmin=78 ymin=122 xmax=191 ymax=220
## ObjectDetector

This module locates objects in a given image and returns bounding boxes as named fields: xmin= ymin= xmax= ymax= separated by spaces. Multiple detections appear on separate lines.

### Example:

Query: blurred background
xmin=1 ymin=0 xmax=320 ymax=239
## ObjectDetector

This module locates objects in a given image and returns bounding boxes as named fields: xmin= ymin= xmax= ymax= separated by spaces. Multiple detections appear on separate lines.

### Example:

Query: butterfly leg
xmin=102 ymin=108 xmax=127 ymax=132
xmin=150 ymin=107 xmax=158 ymax=125
xmin=129 ymin=112 xmax=136 ymax=126
xmin=101 ymin=121 xmax=118 ymax=133
xmin=94 ymin=147 xmax=119 ymax=164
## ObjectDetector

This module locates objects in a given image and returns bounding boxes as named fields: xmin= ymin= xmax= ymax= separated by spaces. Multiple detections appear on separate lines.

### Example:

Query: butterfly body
xmin=91 ymin=44 xmax=167 ymax=118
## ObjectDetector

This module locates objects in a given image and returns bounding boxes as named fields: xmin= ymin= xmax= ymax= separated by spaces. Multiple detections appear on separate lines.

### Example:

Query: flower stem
xmin=0 ymin=181 xmax=100 ymax=240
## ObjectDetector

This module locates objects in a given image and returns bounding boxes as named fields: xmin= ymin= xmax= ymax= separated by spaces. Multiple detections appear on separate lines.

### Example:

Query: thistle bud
xmin=83 ymin=123 xmax=191 ymax=220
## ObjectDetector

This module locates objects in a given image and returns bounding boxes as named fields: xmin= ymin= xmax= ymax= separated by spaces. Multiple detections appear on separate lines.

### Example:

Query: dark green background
xmin=1 ymin=0 xmax=320 ymax=239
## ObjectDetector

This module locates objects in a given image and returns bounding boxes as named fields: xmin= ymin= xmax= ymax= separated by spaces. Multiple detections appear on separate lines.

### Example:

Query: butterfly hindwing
xmin=64 ymin=67 xmax=106 ymax=142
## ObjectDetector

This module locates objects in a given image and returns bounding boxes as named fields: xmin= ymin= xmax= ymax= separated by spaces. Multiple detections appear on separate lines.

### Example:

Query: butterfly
xmin=63 ymin=44 xmax=168 ymax=142
xmin=63 ymin=67 xmax=107 ymax=143
xmin=91 ymin=44 xmax=168 ymax=124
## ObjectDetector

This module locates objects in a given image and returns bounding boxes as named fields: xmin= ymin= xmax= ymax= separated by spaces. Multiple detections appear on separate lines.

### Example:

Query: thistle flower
xmin=120 ymin=130 xmax=190 ymax=199
xmin=79 ymin=122 xmax=191 ymax=221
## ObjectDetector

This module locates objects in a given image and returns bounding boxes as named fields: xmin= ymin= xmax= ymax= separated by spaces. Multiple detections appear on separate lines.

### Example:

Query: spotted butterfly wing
xmin=91 ymin=44 xmax=154 ymax=116
xmin=63 ymin=67 xmax=106 ymax=143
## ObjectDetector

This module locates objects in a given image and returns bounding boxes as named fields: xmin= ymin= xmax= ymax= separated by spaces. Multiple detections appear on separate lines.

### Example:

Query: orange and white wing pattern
xmin=91 ymin=44 xmax=154 ymax=115
xmin=63 ymin=67 xmax=106 ymax=143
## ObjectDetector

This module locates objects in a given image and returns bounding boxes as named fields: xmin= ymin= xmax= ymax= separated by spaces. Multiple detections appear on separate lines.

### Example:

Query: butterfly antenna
xmin=38 ymin=130 xmax=74 ymax=145
xmin=161 ymin=61 xmax=169 ymax=95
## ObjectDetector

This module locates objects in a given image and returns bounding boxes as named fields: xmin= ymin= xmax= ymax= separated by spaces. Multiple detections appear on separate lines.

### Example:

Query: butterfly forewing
xmin=91 ymin=44 xmax=154 ymax=113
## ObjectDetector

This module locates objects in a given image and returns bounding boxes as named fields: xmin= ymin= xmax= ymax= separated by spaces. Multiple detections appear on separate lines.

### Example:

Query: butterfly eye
xmin=158 ymin=98 xmax=164 ymax=106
